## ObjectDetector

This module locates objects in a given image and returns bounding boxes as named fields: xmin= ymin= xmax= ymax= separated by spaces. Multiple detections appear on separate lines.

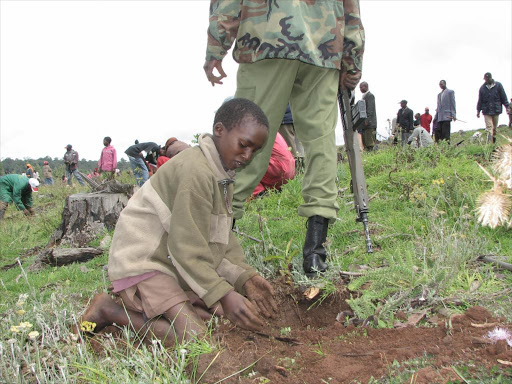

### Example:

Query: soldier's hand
xmin=203 ymin=59 xmax=227 ymax=86
xmin=340 ymin=70 xmax=362 ymax=90
xmin=23 ymin=209 xmax=31 ymax=217
xmin=28 ymin=208 xmax=35 ymax=216
xmin=477 ymin=112 xmax=480 ymax=118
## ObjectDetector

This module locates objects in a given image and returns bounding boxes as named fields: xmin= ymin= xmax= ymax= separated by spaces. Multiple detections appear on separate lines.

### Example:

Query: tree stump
xmin=49 ymin=192 xmax=129 ymax=247
xmin=29 ymin=180 xmax=135 ymax=270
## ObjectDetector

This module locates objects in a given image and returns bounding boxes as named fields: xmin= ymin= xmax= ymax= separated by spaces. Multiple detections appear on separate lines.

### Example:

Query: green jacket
xmin=0 ymin=174 xmax=33 ymax=210
xmin=108 ymin=134 xmax=257 ymax=308
xmin=206 ymin=0 xmax=365 ymax=72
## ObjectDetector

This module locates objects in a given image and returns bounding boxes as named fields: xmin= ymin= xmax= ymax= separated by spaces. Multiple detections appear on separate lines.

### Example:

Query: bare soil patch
xmin=200 ymin=278 xmax=512 ymax=383
xmin=87 ymin=278 xmax=512 ymax=383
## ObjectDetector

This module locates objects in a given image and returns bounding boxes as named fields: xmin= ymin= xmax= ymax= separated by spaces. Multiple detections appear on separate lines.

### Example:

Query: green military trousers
xmin=234 ymin=59 xmax=340 ymax=221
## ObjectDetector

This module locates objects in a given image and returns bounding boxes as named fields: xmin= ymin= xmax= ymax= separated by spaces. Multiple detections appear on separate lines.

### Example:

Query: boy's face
xmin=214 ymin=116 xmax=268 ymax=171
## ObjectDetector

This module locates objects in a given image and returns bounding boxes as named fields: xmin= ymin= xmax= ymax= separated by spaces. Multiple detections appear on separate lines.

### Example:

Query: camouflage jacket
xmin=206 ymin=0 xmax=365 ymax=72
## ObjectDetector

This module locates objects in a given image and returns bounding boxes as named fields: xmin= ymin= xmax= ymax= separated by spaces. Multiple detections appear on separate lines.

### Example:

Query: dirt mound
xmin=201 ymin=280 xmax=512 ymax=383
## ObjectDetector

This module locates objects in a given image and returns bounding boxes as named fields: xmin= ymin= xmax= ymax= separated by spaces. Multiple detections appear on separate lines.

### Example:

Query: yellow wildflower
xmin=16 ymin=301 xmax=25 ymax=308
xmin=18 ymin=322 xmax=33 ymax=330
xmin=10 ymin=326 xmax=20 ymax=333
xmin=80 ymin=321 xmax=97 ymax=332
xmin=28 ymin=331 xmax=40 ymax=340
xmin=16 ymin=309 xmax=26 ymax=316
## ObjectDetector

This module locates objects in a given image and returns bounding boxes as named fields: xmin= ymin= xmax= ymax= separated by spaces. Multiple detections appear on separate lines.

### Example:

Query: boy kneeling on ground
xmin=78 ymin=98 xmax=277 ymax=343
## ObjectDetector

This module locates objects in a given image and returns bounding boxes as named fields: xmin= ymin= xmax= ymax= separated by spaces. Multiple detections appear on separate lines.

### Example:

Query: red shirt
xmin=157 ymin=156 xmax=170 ymax=168
xmin=420 ymin=113 xmax=432 ymax=133
xmin=253 ymin=133 xmax=295 ymax=196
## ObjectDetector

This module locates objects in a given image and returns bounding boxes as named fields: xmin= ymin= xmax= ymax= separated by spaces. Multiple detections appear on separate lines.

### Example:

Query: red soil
xmin=199 ymin=279 xmax=512 ymax=383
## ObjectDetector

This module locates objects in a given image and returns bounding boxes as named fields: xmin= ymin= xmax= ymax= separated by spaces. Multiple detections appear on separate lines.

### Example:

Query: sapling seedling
xmin=264 ymin=238 xmax=298 ymax=275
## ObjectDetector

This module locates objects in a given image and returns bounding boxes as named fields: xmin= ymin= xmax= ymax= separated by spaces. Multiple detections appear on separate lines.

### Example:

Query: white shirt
xmin=408 ymin=127 xmax=433 ymax=147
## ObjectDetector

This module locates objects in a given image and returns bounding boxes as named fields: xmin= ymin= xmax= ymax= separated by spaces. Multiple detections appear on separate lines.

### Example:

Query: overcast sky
xmin=1 ymin=0 xmax=511 ymax=162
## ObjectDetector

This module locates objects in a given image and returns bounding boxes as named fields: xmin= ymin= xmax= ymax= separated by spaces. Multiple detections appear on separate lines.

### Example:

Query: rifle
xmin=338 ymin=87 xmax=373 ymax=253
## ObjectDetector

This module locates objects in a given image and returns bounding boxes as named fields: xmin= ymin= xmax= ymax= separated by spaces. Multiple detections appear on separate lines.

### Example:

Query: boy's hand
xmin=244 ymin=275 xmax=278 ymax=319
xmin=220 ymin=290 xmax=264 ymax=331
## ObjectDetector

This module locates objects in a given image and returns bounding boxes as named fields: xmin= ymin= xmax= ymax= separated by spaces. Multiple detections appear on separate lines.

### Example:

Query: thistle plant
xmin=475 ymin=147 xmax=512 ymax=229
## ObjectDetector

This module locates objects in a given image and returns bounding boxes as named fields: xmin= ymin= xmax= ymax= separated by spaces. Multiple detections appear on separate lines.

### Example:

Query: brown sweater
xmin=108 ymin=134 xmax=257 ymax=308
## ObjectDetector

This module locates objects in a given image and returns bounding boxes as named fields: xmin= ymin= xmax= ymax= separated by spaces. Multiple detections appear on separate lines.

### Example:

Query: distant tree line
xmin=0 ymin=156 xmax=131 ymax=177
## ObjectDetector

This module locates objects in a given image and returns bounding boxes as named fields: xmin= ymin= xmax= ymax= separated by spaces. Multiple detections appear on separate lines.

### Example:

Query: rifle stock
xmin=338 ymin=87 xmax=373 ymax=253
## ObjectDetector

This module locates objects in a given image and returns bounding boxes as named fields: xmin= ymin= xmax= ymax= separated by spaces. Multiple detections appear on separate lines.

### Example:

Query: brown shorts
xmin=119 ymin=273 xmax=195 ymax=319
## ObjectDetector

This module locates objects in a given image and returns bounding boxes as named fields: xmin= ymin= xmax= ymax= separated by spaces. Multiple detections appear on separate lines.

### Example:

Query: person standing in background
xmin=420 ymin=107 xmax=432 ymax=134
xmin=476 ymin=73 xmax=509 ymax=143
xmin=63 ymin=144 xmax=85 ymax=186
xmin=98 ymin=136 xmax=117 ymax=180
xmin=397 ymin=100 xmax=414 ymax=146
xmin=42 ymin=161 xmax=53 ymax=185
xmin=25 ymin=164 xmax=35 ymax=179
xmin=413 ymin=113 xmax=421 ymax=128
xmin=435 ymin=80 xmax=456 ymax=142
xmin=359 ymin=81 xmax=377 ymax=151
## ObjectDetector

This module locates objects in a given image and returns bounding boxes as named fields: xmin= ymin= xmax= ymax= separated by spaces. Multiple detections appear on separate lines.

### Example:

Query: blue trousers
xmin=66 ymin=169 xmax=84 ymax=186
xmin=129 ymin=156 xmax=149 ymax=186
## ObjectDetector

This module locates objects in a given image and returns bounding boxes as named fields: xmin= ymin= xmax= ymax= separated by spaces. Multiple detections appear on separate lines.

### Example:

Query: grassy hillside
xmin=0 ymin=126 xmax=511 ymax=382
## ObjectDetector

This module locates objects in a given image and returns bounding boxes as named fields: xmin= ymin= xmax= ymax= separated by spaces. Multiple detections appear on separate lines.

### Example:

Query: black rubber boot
xmin=303 ymin=215 xmax=329 ymax=277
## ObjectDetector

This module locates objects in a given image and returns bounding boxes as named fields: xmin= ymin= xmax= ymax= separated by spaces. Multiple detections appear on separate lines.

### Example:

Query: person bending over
xmin=0 ymin=175 xmax=39 ymax=221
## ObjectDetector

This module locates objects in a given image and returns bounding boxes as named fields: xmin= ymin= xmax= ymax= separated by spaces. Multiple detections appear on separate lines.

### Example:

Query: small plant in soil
xmin=311 ymin=341 xmax=326 ymax=357
xmin=263 ymin=238 xmax=299 ymax=275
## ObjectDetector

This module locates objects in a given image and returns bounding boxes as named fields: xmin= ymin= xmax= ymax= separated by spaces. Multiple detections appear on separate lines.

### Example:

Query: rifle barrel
xmin=338 ymin=88 xmax=374 ymax=254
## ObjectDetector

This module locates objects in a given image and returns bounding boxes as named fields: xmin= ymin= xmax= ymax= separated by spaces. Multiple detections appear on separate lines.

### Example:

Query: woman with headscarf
xmin=25 ymin=164 xmax=35 ymax=179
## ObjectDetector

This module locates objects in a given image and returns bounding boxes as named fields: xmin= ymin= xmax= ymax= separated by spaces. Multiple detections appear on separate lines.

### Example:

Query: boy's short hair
xmin=214 ymin=98 xmax=269 ymax=131
xmin=104 ymin=136 xmax=112 ymax=144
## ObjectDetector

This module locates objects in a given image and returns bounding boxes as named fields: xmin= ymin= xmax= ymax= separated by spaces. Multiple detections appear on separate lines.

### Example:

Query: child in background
xmin=98 ymin=136 xmax=117 ymax=180
xmin=77 ymin=98 xmax=277 ymax=344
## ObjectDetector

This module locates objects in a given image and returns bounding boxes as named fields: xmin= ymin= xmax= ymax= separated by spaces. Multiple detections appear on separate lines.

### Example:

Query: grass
xmin=1 ymin=127 xmax=511 ymax=382
xmin=240 ymin=127 xmax=512 ymax=325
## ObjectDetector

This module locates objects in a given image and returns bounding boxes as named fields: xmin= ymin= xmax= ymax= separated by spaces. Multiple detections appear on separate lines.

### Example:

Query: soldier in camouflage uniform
xmin=204 ymin=0 xmax=365 ymax=276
